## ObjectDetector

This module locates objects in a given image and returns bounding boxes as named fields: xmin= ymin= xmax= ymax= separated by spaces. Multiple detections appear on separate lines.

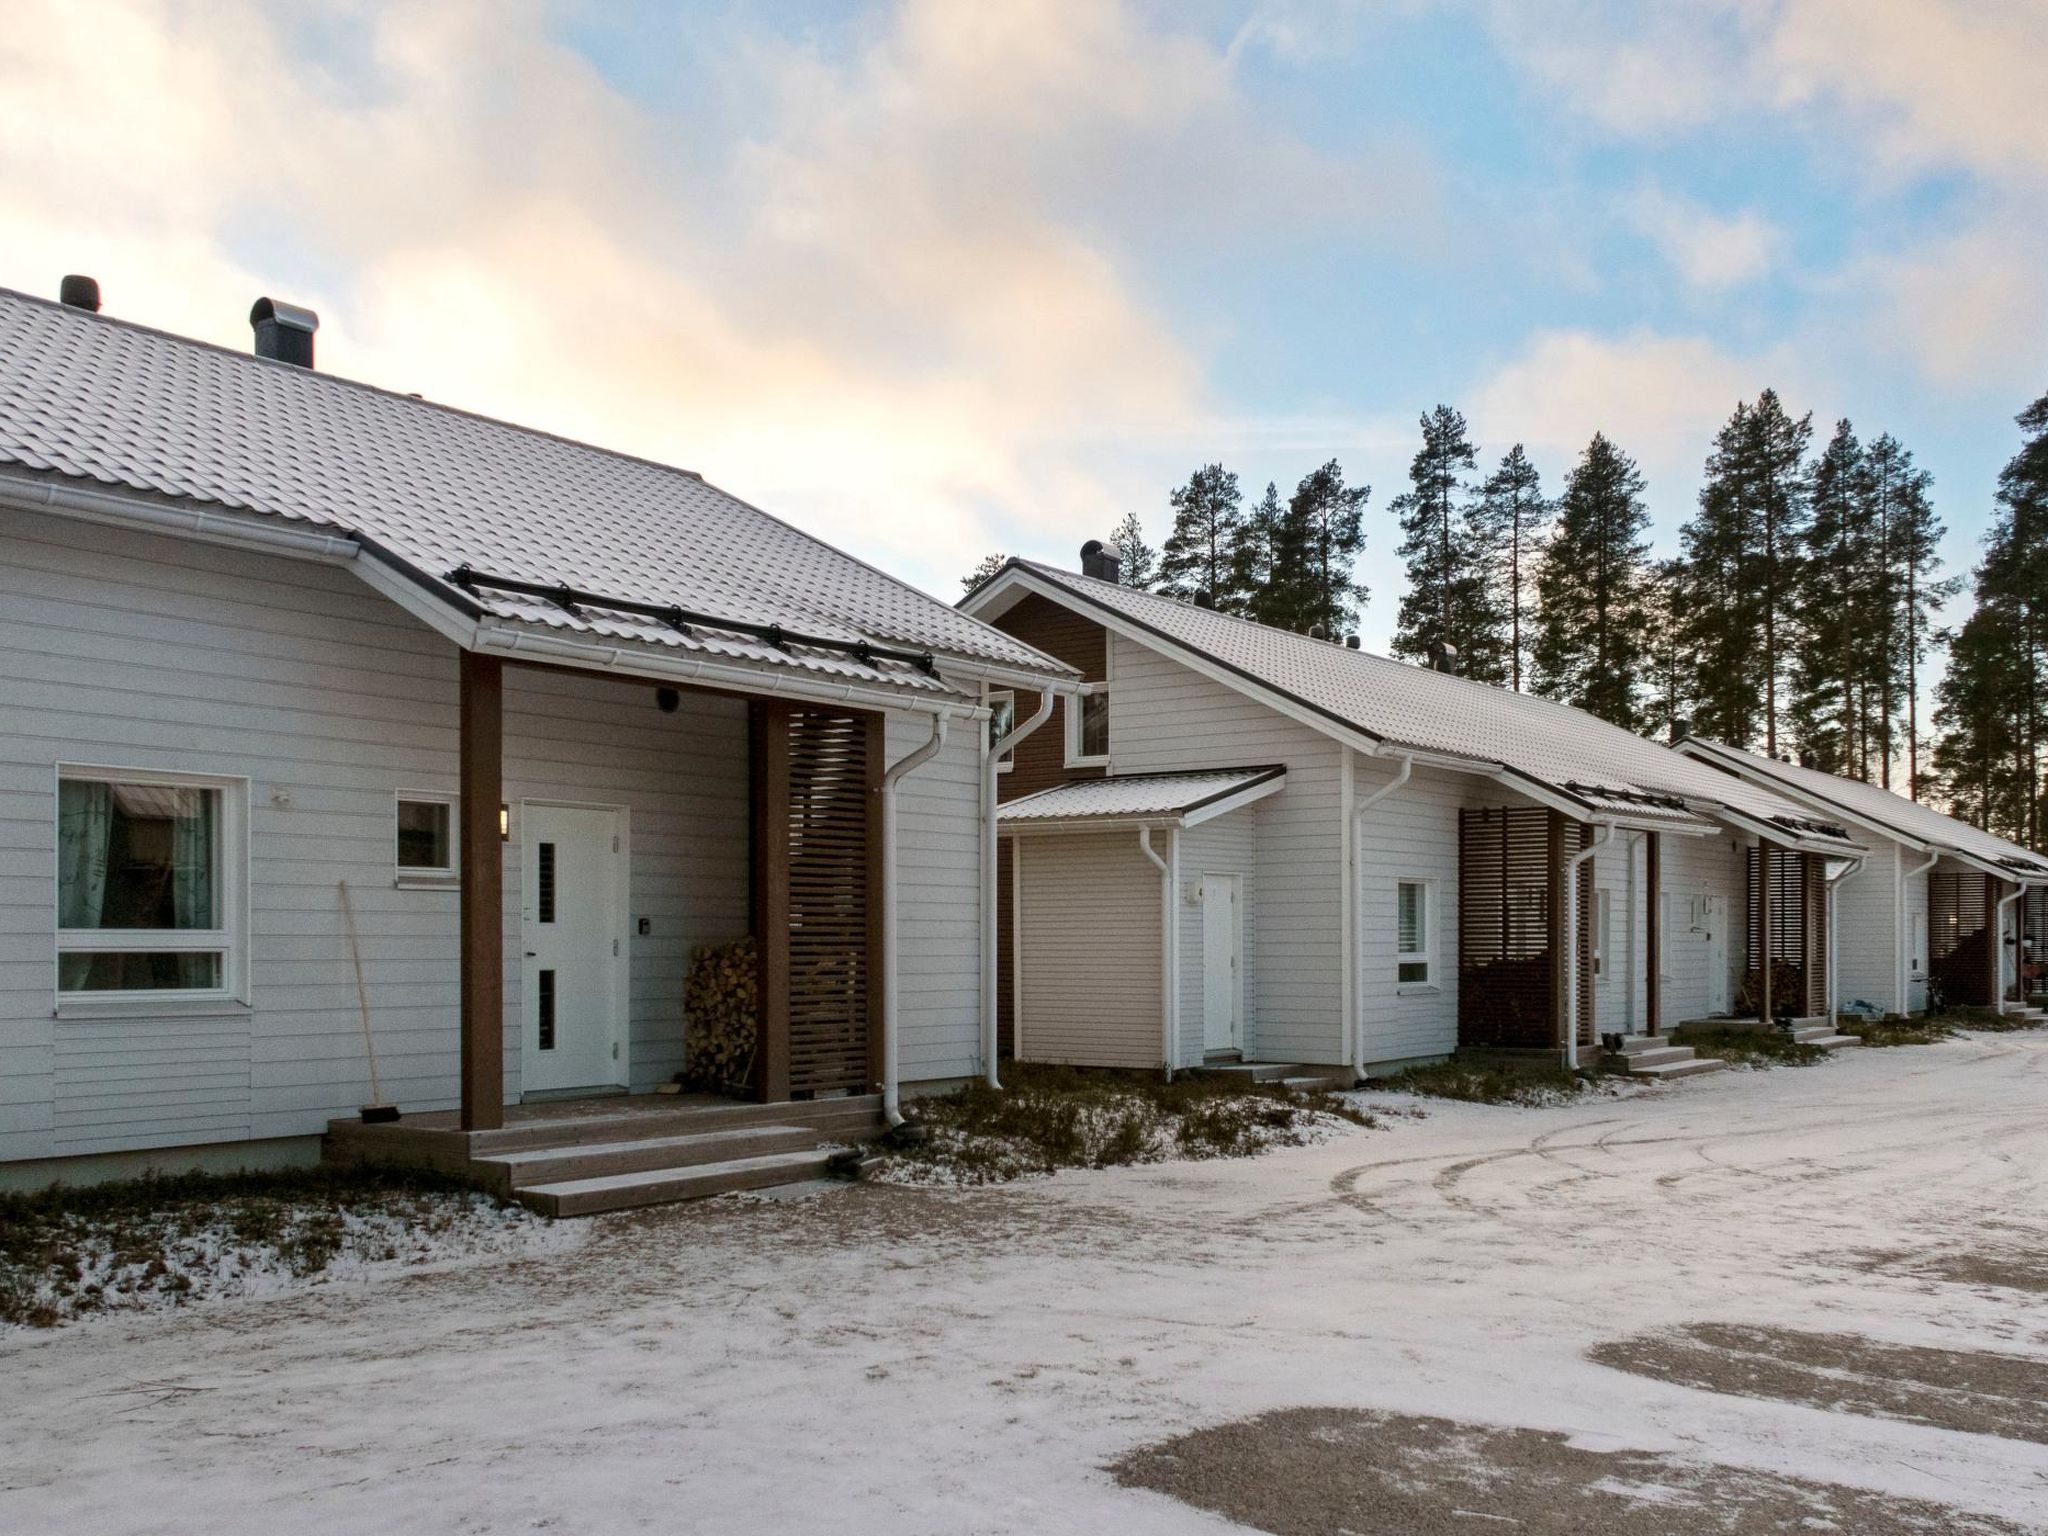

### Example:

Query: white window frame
xmin=1396 ymin=878 xmax=1435 ymax=990
xmin=988 ymin=689 xmax=1017 ymax=774
xmin=1065 ymin=682 xmax=1112 ymax=768
xmin=53 ymin=763 xmax=249 ymax=1010
xmin=395 ymin=789 xmax=460 ymax=886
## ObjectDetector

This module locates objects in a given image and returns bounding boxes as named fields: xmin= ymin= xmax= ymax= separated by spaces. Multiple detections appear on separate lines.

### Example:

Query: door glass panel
xmin=537 ymin=842 xmax=557 ymax=924
xmin=537 ymin=968 xmax=556 ymax=1050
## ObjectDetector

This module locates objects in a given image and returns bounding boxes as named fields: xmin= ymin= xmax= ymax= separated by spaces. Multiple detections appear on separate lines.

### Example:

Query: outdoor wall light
xmin=500 ymin=804 xmax=510 ymax=840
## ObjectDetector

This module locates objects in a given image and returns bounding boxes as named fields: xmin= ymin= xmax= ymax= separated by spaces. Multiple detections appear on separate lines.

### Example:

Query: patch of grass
xmin=0 ymin=1165 xmax=520 ymax=1329
xmin=1676 ymin=1027 xmax=1827 ymax=1069
xmin=1838 ymin=1016 xmax=1959 ymax=1047
xmin=1374 ymin=1056 xmax=1593 ymax=1106
xmin=891 ymin=1062 xmax=1373 ymax=1184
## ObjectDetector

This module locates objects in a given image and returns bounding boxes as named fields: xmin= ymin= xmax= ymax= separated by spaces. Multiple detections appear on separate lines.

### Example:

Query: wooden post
xmin=864 ymin=710 xmax=887 ymax=1095
xmin=752 ymin=700 xmax=792 ymax=1102
xmin=1547 ymin=811 xmax=1568 ymax=1049
xmin=1645 ymin=832 xmax=1661 ymax=1036
xmin=459 ymin=650 xmax=504 ymax=1132
xmin=1758 ymin=840 xmax=1774 ymax=1024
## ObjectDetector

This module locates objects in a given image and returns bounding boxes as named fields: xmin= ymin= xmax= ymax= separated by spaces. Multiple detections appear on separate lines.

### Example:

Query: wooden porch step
xmin=462 ymin=1094 xmax=884 ymax=1155
xmin=515 ymin=1148 xmax=840 ymax=1216
xmin=476 ymin=1124 xmax=822 ymax=1191
xmin=1630 ymin=1056 xmax=1728 ymax=1081
xmin=1605 ymin=1037 xmax=1727 ymax=1080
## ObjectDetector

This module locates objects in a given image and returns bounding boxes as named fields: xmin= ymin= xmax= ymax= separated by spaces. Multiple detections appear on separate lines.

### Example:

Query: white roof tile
xmin=1680 ymin=739 xmax=2048 ymax=878
xmin=998 ymin=562 xmax=1859 ymax=847
xmin=999 ymin=767 xmax=1283 ymax=825
xmin=0 ymin=289 xmax=1071 ymax=698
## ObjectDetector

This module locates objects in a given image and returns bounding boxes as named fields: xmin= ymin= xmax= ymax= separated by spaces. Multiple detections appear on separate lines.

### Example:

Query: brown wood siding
xmin=987 ymin=592 xmax=1107 ymax=1055
xmin=987 ymin=593 xmax=1107 ymax=803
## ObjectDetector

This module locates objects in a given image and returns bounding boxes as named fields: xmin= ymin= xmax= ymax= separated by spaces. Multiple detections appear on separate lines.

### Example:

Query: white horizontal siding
xmin=1015 ymin=831 xmax=1161 ymax=1069
xmin=1178 ymin=812 xmax=1255 ymax=1067
xmin=2 ymin=505 xmax=980 ymax=1165
xmin=1107 ymin=635 xmax=1344 ymax=1064
xmin=1658 ymin=829 xmax=1743 ymax=1024
xmin=1836 ymin=836 xmax=1905 ymax=1014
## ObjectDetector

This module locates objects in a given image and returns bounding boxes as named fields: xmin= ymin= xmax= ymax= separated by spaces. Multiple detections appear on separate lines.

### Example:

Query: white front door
xmin=521 ymin=803 xmax=627 ymax=1094
xmin=1202 ymin=873 xmax=1241 ymax=1053
xmin=1702 ymin=894 xmax=1730 ymax=1016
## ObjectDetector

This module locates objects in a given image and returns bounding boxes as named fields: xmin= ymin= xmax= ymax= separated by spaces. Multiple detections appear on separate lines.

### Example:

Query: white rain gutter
xmin=1994 ymin=885 xmax=2025 ymax=1015
xmin=1899 ymin=849 xmax=1940 ymax=1015
xmin=1350 ymin=753 xmax=1414 ymax=1082
xmin=1 ymin=473 xmax=361 ymax=562
xmin=1563 ymin=823 xmax=1615 ymax=1070
xmin=1138 ymin=823 xmax=1180 ymax=1080
xmin=880 ymin=713 xmax=951 ymax=1126
xmin=1825 ymin=855 xmax=1867 ymax=1023
xmin=981 ymin=686 xmax=1062 ymax=1088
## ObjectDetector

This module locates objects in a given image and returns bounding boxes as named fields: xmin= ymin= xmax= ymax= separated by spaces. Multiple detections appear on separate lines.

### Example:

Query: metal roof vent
xmin=1345 ymin=634 xmax=1360 ymax=650
xmin=1080 ymin=539 xmax=1122 ymax=583
xmin=1669 ymin=716 xmax=1693 ymax=744
xmin=1308 ymin=622 xmax=1328 ymax=641
xmin=1430 ymin=641 xmax=1459 ymax=674
xmin=1193 ymin=589 xmax=1214 ymax=609
xmin=59 ymin=275 xmax=101 ymax=312
xmin=250 ymin=297 xmax=318 ymax=368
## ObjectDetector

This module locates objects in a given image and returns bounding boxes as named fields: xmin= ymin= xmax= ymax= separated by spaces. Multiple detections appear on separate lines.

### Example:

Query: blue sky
xmin=3 ymin=0 xmax=2043 ymax=652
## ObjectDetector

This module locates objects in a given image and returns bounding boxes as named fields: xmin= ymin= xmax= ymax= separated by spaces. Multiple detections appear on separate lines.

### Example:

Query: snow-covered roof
xmin=1676 ymin=737 xmax=2048 ymax=880
xmin=970 ymin=560 xmax=1861 ymax=851
xmin=999 ymin=767 xmax=1285 ymax=829
xmin=0 ymin=287 xmax=1073 ymax=700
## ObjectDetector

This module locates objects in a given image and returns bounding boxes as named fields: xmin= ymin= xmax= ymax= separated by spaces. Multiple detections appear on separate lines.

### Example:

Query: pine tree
xmin=1108 ymin=511 xmax=1158 ymax=588
xmin=1932 ymin=607 xmax=2029 ymax=837
xmin=1645 ymin=557 xmax=1694 ymax=743
xmin=960 ymin=552 xmax=1007 ymax=593
xmin=1863 ymin=434 xmax=1957 ymax=799
xmin=1530 ymin=432 xmax=1655 ymax=730
xmin=1680 ymin=390 xmax=1813 ymax=753
xmin=1280 ymin=459 xmax=1370 ymax=636
xmin=1390 ymin=405 xmax=1505 ymax=680
xmin=1235 ymin=482 xmax=1289 ymax=627
xmin=1791 ymin=421 xmax=1875 ymax=776
xmin=1976 ymin=390 xmax=2048 ymax=844
xmin=1470 ymin=444 xmax=1549 ymax=691
xmin=1158 ymin=464 xmax=1247 ymax=610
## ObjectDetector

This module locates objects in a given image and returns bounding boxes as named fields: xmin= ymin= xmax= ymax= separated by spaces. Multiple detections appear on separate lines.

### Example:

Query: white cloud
xmin=0 ymin=0 xmax=1429 ymax=597
xmin=1626 ymin=184 xmax=1781 ymax=290
xmin=1862 ymin=220 xmax=2048 ymax=393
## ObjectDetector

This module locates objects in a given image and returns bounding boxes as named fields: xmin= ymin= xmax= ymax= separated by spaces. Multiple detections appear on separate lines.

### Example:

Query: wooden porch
xmin=327 ymin=1091 xmax=885 ymax=1216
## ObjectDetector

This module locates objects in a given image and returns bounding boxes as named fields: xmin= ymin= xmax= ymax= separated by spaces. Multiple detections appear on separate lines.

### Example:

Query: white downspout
xmin=981 ymin=687 xmax=1058 ymax=1089
xmin=1900 ymin=850 xmax=1939 ymax=1015
xmin=1139 ymin=823 xmax=1179 ymax=1079
xmin=1351 ymin=754 xmax=1414 ymax=1082
xmin=1825 ymin=856 xmax=1867 ymax=1024
xmin=1563 ymin=823 xmax=1615 ymax=1071
xmin=881 ymin=713 xmax=950 ymax=1126
xmin=1994 ymin=885 xmax=2024 ymax=1015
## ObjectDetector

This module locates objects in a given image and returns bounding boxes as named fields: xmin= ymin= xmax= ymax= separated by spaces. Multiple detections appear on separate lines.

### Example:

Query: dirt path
xmin=5 ymin=1031 xmax=2046 ymax=1534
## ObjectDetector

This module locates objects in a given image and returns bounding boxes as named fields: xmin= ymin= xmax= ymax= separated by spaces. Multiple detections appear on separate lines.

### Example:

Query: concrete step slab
xmin=1631 ymin=1057 xmax=1728 ymax=1081
xmin=517 ymin=1148 xmax=840 ymax=1216
xmin=1616 ymin=1046 xmax=1696 ymax=1071
xmin=479 ymin=1124 xmax=821 ymax=1190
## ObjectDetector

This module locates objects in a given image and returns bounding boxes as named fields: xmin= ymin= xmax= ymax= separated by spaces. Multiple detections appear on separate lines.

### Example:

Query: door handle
xmin=524 ymin=951 xmax=538 ymax=958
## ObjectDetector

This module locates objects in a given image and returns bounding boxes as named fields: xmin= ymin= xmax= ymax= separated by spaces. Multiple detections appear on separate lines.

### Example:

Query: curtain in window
xmin=171 ymin=789 xmax=217 ymax=985
xmin=57 ymin=780 xmax=114 ymax=989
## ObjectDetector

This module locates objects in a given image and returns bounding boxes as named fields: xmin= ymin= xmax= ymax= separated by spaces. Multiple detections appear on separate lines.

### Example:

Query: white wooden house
xmin=963 ymin=550 xmax=1903 ymax=1081
xmin=0 ymin=282 xmax=1073 ymax=1203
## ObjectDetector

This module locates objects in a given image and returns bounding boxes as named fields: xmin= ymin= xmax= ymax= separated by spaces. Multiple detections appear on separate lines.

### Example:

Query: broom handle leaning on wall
xmin=338 ymin=880 xmax=384 ymax=1106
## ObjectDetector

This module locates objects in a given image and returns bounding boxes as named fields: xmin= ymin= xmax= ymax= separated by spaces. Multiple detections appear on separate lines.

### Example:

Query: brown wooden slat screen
xmin=1745 ymin=845 xmax=1815 ymax=1017
xmin=1929 ymin=871 xmax=1995 ymax=1007
xmin=1458 ymin=807 xmax=1589 ymax=1049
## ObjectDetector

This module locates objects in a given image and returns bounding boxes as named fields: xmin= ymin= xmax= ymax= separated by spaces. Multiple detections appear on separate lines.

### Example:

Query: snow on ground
xmin=4 ymin=1031 xmax=2047 ymax=1533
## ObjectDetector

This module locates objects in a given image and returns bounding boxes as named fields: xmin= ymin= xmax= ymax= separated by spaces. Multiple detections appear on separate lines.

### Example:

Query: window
xmin=1066 ymin=685 xmax=1111 ymax=766
xmin=1911 ymin=912 xmax=1928 ymax=976
xmin=56 ymin=768 xmax=242 ymax=998
xmin=396 ymin=793 xmax=456 ymax=876
xmin=1397 ymin=880 xmax=1433 ymax=985
xmin=988 ymin=690 xmax=1016 ymax=773
xmin=1592 ymin=889 xmax=1611 ymax=977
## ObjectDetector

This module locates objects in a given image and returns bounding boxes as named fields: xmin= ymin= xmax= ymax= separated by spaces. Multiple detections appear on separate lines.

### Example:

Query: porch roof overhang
xmin=998 ymin=766 xmax=1285 ymax=833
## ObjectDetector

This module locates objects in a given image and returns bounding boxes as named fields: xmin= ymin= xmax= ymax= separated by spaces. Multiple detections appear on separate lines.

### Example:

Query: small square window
xmin=397 ymin=796 xmax=456 ymax=874
xmin=1066 ymin=686 xmax=1111 ymax=765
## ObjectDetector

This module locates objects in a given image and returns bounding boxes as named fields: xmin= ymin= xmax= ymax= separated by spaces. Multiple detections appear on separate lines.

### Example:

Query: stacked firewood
xmin=682 ymin=937 xmax=759 ymax=1094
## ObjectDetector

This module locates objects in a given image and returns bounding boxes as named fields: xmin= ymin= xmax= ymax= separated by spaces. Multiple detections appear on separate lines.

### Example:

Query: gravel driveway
xmin=5 ymin=1030 xmax=2046 ymax=1534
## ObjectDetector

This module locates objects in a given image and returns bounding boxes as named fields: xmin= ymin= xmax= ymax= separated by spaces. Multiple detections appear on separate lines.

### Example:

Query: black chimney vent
xmin=1193 ymin=589 xmax=1214 ymax=609
xmin=1308 ymin=622 xmax=1328 ymax=641
xmin=250 ymin=297 xmax=319 ymax=368
xmin=59 ymin=275 xmax=100 ymax=312
xmin=1669 ymin=716 xmax=1693 ymax=744
xmin=1430 ymin=641 xmax=1459 ymax=674
xmin=1345 ymin=634 xmax=1360 ymax=650
xmin=1079 ymin=539 xmax=1122 ymax=583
